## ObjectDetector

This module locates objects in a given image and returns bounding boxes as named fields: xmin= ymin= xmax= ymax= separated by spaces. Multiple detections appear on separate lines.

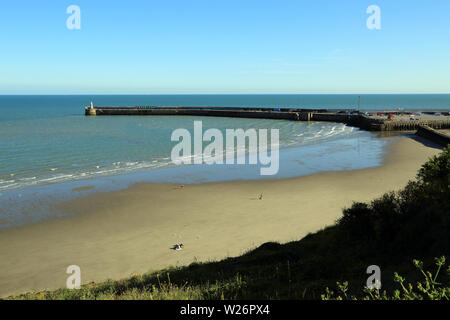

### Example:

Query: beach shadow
xmin=407 ymin=134 xmax=443 ymax=150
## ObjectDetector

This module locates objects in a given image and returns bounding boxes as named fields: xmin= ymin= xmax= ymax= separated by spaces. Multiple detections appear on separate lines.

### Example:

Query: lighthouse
xmin=87 ymin=101 xmax=96 ymax=115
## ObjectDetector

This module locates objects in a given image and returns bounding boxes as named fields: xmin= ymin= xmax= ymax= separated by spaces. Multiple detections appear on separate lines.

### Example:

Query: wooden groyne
xmin=415 ymin=125 xmax=450 ymax=147
xmin=84 ymin=105 xmax=450 ymax=132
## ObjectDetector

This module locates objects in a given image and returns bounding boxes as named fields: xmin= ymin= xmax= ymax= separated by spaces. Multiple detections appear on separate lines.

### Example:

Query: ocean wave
xmin=0 ymin=122 xmax=360 ymax=191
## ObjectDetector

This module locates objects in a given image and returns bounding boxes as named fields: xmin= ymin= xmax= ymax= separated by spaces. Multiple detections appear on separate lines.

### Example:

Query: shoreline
xmin=0 ymin=134 xmax=442 ymax=298
xmin=0 ymin=127 xmax=389 ymax=228
xmin=0 ymin=120 xmax=381 ymax=194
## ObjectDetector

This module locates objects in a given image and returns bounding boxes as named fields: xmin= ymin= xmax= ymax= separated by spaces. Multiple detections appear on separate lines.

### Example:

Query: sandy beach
xmin=0 ymin=134 xmax=442 ymax=298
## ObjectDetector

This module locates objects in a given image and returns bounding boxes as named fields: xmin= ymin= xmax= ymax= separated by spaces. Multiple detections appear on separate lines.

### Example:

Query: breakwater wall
xmin=85 ymin=106 xmax=450 ymax=132
xmin=89 ymin=106 xmax=302 ymax=120
xmin=415 ymin=125 xmax=450 ymax=147
xmin=373 ymin=119 xmax=450 ymax=131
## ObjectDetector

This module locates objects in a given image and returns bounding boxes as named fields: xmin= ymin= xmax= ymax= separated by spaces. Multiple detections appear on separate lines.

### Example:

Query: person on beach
xmin=258 ymin=193 xmax=263 ymax=200
xmin=172 ymin=243 xmax=184 ymax=251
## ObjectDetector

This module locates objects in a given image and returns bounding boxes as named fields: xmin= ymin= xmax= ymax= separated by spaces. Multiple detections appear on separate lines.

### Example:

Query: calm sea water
xmin=1 ymin=94 xmax=449 ymax=192
xmin=1 ymin=94 xmax=449 ymax=227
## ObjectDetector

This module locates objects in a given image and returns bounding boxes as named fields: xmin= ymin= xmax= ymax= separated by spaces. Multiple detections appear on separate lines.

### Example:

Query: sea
xmin=0 ymin=94 xmax=449 ymax=227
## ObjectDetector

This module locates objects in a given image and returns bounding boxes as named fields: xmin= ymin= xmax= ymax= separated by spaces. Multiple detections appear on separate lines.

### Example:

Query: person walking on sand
xmin=258 ymin=193 xmax=263 ymax=200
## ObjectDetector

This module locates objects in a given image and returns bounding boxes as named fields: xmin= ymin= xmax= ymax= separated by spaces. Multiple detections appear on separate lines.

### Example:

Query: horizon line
xmin=1 ymin=93 xmax=450 ymax=96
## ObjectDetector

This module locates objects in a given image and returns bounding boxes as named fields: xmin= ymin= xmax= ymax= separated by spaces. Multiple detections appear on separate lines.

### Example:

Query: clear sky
xmin=0 ymin=0 xmax=449 ymax=94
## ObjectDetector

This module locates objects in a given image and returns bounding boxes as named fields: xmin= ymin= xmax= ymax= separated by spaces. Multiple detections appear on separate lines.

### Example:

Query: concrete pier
xmin=84 ymin=105 xmax=450 ymax=132
xmin=415 ymin=125 xmax=450 ymax=147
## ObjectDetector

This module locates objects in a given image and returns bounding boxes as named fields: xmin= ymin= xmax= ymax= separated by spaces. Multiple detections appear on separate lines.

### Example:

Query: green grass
xmin=7 ymin=147 xmax=450 ymax=300
xmin=323 ymin=256 xmax=450 ymax=300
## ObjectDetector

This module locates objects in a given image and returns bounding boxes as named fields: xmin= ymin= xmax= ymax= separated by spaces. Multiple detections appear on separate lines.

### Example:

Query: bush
xmin=322 ymin=256 xmax=450 ymax=300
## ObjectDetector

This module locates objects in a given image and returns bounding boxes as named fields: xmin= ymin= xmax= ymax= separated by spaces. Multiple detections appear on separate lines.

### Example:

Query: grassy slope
xmin=8 ymin=148 xmax=450 ymax=300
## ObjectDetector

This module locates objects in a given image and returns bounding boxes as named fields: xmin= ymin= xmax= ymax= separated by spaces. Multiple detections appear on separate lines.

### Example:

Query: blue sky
xmin=0 ymin=0 xmax=449 ymax=94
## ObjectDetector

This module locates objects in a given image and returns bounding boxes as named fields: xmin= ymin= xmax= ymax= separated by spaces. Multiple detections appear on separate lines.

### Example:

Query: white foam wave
xmin=0 ymin=122 xmax=359 ymax=191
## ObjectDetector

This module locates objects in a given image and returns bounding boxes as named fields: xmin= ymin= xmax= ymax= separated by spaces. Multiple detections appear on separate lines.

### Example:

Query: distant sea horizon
xmin=2 ymin=94 xmax=450 ymax=95
xmin=2 ymin=93 xmax=450 ymax=113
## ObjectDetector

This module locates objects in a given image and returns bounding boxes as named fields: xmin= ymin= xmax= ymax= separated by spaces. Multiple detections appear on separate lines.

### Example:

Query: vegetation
xmin=322 ymin=256 xmax=450 ymax=300
xmin=8 ymin=147 xmax=450 ymax=300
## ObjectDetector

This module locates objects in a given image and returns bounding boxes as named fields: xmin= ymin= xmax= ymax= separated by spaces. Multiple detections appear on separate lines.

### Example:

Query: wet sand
xmin=0 ymin=135 xmax=442 ymax=298
xmin=72 ymin=186 xmax=95 ymax=192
